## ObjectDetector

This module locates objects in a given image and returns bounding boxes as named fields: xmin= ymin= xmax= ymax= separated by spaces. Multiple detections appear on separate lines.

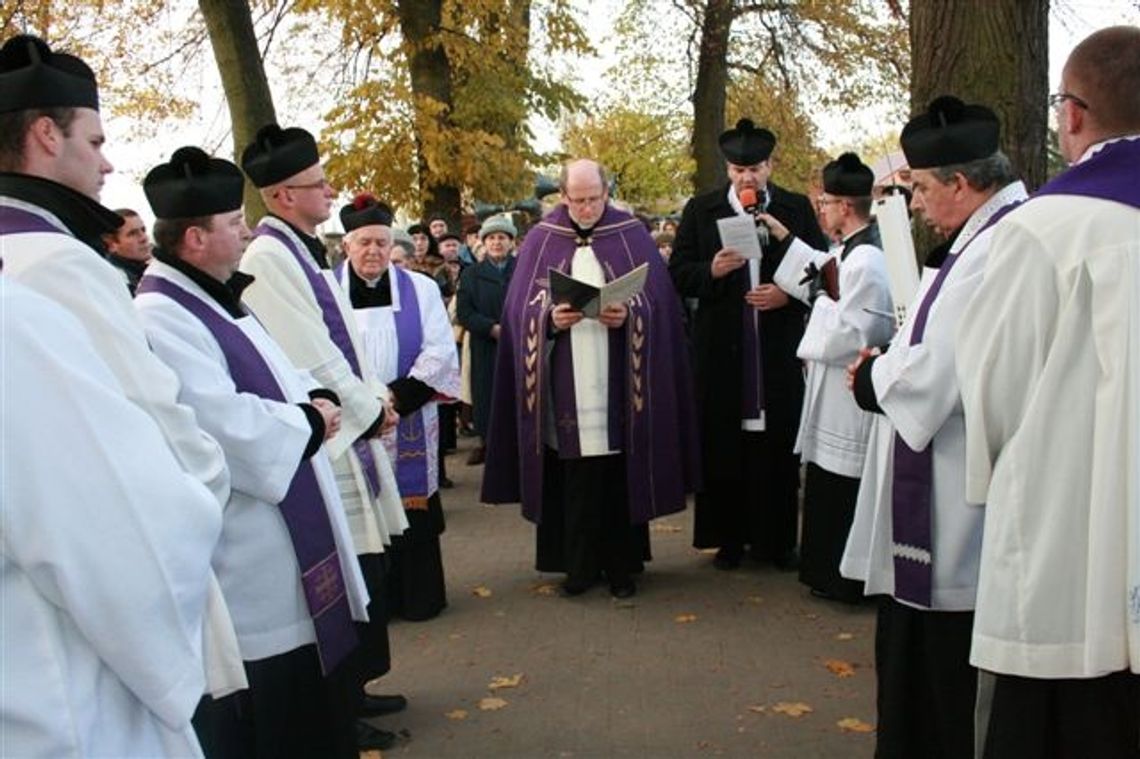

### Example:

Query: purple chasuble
xmin=136 ymin=274 xmax=357 ymax=675
xmin=0 ymin=205 xmax=62 ymax=236
xmin=255 ymin=222 xmax=381 ymax=499
xmin=481 ymin=204 xmax=701 ymax=525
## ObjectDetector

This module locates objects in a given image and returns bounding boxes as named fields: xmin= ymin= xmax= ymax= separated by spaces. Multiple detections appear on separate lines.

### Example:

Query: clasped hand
xmin=311 ymin=398 xmax=342 ymax=441
xmin=550 ymin=302 xmax=628 ymax=331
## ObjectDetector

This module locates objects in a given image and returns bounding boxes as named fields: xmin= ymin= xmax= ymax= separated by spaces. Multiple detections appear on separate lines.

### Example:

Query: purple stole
xmin=0 ymin=205 xmax=62 ymax=236
xmin=136 ymin=274 xmax=358 ymax=674
xmin=890 ymin=199 xmax=1021 ymax=607
xmin=739 ymin=199 xmax=768 ymax=421
xmin=255 ymin=223 xmax=381 ymax=499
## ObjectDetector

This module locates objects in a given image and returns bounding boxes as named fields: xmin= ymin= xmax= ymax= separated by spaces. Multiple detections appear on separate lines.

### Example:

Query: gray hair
xmin=930 ymin=151 xmax=1017 ymax=192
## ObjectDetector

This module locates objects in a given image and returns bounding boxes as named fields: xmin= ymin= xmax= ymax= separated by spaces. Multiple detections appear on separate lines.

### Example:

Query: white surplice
xmin=337 ymin=264 xmax=461 ymax=497
xmin=840 ymin=182 xmax=1028 ymax=610
xmin=240 ymin=216 xmax=407 ymax=553
xmin=775 ymin=231 xmax=894 ymax=477
xmin=1 ymin=279 xmax=220 ymax=758
xmin=958 ymin=138 xmax=1140 ymax=678
xmin=1 ymin=196 xmax=245 ymax=697
xmin=137 ymin=261 xmax=369 ymax=661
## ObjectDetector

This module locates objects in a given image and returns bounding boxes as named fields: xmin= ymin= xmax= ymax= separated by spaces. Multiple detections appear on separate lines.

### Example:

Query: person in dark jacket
xmin=456 ymin=214 xmax=517 ymax=465
xmin=669 ymin=119 xmax=828 ymax=571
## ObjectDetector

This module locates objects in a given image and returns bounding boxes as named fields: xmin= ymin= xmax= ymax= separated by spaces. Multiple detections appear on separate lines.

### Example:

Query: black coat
xmin=457 ymin=256 xmax=516 ymax=437
xmin=669 ymin=182 xmax=828 ymax=491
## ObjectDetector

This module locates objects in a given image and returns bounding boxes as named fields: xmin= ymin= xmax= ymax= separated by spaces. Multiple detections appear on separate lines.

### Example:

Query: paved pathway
xmin=364 ymin=439 xmax=878 ymax=758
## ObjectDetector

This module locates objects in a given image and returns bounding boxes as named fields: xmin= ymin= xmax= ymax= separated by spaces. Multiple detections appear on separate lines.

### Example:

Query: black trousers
xmin=799 ymin=463 xmax=864 ymax=601
xmin=874 ymin=597 xmax=977 ymax=759
xmin=535 ymin=449 xmax=649 ymax=582
xmin=982 ymin=669 xmax=1140 ymax=758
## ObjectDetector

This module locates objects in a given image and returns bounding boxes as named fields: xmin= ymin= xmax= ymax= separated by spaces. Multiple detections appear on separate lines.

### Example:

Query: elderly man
xmin=841 ymin=96 xmax=1027 ymax=758
xmin=103 ymin=208 xmax=151 ymax=292
xmin=237 ymin=124 xmax=409 ymax=753
xmin=336 ymin=194 xmax=460 ymax=622
xmin=670 ymin=119 xmax=828 ymax=571
xmin=761 ymin=152 xmax=894 ymax=604
xmin=135 ymin=146 xmax=369 ymax=758
xmin=957 ymin=26 xmax=1140 ymax=758
xmin=482 ymin=158 xmax=699 ymax=599
xmin=0 ymin=31 xmax=242 ymax=705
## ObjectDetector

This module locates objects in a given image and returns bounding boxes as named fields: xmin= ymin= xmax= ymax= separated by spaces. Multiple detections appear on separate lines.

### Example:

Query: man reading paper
xmin=482 ymin=159 xmax=699 ymax=599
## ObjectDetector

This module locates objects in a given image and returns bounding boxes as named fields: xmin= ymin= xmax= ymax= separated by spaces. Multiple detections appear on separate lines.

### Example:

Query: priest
xmin=135 ymin=146 xmax=371 ymax=758
xmin=957 ymin=26 xmax=1140 ymax=757
xmin=763 ymin=152 xmax=894 ymax=603
xmin=669 ymin=119 xmax=828 ymax=571
xmin=482 ymin=158 xmax=699 ymax=599
xmin=337 ymin=193 xmax=460 ymax=622
xmin=840 ymin=96 xmax=1027 ymax=758
xmin=238 ymin=124 xmax=409 ymax=753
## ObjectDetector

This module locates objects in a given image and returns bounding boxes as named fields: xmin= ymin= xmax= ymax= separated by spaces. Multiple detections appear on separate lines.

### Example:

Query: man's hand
xmin=755 ymin=212 xmax=790 ymax=243
xmin=551 ymin=302 xmax=584 ymax=332
xmin=746 ymin=283 xmax=789 ymax=311
xmin=597 ymin=302 xmax=628 ymax=329
xmin=379 ymin=399 xmax=400 ymax=434
xmin=490 ymin=324 xmax=501 ymax=340
xmin=312 ymin=398 xmax=342 ymax=441
xmin=711 ymin=248 xmax=747 ymax=279
xmin=846 ymin=347 xmax=881 ymax=390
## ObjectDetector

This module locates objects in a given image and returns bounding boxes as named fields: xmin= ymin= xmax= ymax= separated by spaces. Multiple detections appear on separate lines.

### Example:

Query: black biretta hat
xmin=900 ymin=96 xmax=1000 ymax=169
xmin=718 ymin=119 xmax=777 ymax=165
xmin=340 ymin=193 xmax=394 ymax=232
xmin=240 ymin=124 xmax=320 ymax=187
xmin=144 ymin=147 xmax=244 ymax=219
xmin=822 ymin=152 xmax=874 ymax=197
xmin=0 ymin=35 xmax=99 ymax=113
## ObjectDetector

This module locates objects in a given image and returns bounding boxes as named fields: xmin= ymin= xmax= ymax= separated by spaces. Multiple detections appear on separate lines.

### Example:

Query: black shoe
xmin=773 ymin=548 xmax=800 ymax=572
xmin=466 ymin=446 xmax=486 ymax=466
xmin=439 ymin=476 xmax=455 ymax=489
xmin=713 ymin=546 xmax=743 ymax=570
xmin=609 ymin=578 xmax=636 ymax=599
xmin=356 ymin=721 xmax=397 ymax=751
xmin=360 ymin=693 xmax=408 ymax=717
xmin=559 ymin=576 xmax=598 ymax=597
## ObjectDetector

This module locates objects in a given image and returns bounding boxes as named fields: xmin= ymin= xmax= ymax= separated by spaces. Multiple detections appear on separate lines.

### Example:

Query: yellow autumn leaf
xmin=772 ymin=702 xmax=814 ymax=718
xmin=472 ymin=585 xmax=492 ymax=598
xmin=837 ymin=717 xmax=874 ymax=733
xmin=445 ymin=709 xmax=468 ymax=720
xmin=488 ymin=674 xmax=524 ymax=690
xmin=650 ymin=523 xmax=682 ymax=533
xmin=835 ymin=632 xmax=855 ymax=641
xmin=674 ymin=613 xmax=698 ymax=623
xmin=746 ymin=704 xmax=767 ymax=714
xmin=532 ymin=583 xmax=558 ymax=596
xmin=746 ymin=596 xmax=764 ymax=604
xmin=823 ymin=659 xmax=856 ymax=678
xmin=478 ymin=697 xmax=508 ymax=711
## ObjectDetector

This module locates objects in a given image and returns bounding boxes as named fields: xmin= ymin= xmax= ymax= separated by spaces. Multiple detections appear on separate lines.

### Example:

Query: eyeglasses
xmin=564 ymin=194 xmax=605 ymax=207
xmin=816 ymin=197 xmax=843 ymax=209
xmin=1048 ymin=92 xmax=1089 ymax=112
xmin=285 ymin=177 xmax=332 ymax=191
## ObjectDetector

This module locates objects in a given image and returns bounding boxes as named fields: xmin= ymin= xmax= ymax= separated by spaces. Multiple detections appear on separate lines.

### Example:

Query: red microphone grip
xmin=738 ymin=186 xmax=758 ymax=209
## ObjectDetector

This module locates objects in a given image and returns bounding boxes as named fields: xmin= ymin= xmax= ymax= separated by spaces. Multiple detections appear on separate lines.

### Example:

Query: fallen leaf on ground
xmin=746 ymin=704 xmax=767 ymax=714
xmin=488 ymin=674 xmax=524 ymax=690
xmin=823 ymin=659 xmax=856 ymax=678
xmin=478 ymin=697 xmax=508 ymax=711
xmin=746 ymin=596 xmax=764 ymax=604
xmin=472 ymin=585 xmax=492 ymax=598
xmin=532 ymin=583 xmax=558 ymax=596
xmin=837 ymin=717 xmax=874 ymax=733
xmin=674 ymin=613 xmax=698 ymax=623
xmin=835 ymin=632 xmax=854 ymax=641
xmin=360 ymin=751 xmax=382 ymax=759
xmin=650 ymin=523 xmax=683 ymax=533
xmin=772 ymin=702 xmax=813 ymax=718
xmin=445 ymin=709 xmax=468 ymax=720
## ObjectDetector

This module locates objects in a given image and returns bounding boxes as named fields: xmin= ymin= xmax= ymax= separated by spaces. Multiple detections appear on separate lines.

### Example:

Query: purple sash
xmin=0 ymin=205 xmax=62 ymax=236
xmin=890 ymin=200 xmax=1021 ymax=607
xmin=137 ymin=274 xmax=357 ymax=675
xmin=391 ymin=268 xmax=432 ymax=504
xmin=1035 ymin=138 xmax=1140 ymax=209
xmin=740 ymin=266 xmax=764 ymax=418
xmin=254 ymin=222 xmax=381 ymax=499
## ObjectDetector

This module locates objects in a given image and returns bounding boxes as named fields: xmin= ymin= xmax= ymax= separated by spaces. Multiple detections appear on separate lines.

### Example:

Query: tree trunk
xmin=689 ymin=0 xmax=734 ymax=194
xmin=199 ymin=0 xmax=278 ymax=223
xmin=910 ymin=0 xmax=1049 ymax=190
xmin=396 ymin=0 xmax=462 ymax=225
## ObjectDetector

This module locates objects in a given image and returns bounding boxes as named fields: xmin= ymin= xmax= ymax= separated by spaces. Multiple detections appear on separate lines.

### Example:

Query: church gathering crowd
xmin=2 ymin=23 xmax=1140 ymax=758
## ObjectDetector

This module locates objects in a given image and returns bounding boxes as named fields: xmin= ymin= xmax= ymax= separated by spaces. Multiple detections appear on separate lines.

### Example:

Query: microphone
xmin=738 ymin=186 xmax=769 ymax=246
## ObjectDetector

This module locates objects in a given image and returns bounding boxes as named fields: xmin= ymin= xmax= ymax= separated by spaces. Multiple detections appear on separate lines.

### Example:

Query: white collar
xmin=950 ymin=180 xmax=1029 ymax=255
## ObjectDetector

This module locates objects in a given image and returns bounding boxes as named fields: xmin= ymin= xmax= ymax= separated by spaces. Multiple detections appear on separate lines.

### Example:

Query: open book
xmin=548 ymin=263 xmax=649 ymax=318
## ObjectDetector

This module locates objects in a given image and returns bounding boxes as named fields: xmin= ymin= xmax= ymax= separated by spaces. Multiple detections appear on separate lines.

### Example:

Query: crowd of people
xmin=2 ymin=24 xmax=1139 ymax=759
